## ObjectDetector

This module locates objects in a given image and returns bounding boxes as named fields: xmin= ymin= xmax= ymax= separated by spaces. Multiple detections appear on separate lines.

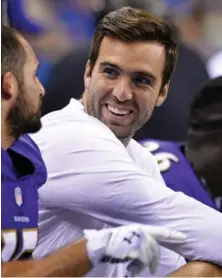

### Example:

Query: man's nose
xmin=112 ymin=78 xmax=133 ymax=102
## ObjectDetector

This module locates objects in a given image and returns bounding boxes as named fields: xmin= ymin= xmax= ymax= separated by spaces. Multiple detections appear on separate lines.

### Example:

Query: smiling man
xmin=32 ymin=7 xmax=222 ymax=277
xmin=84 ymin=36 xmax=168 ymax=146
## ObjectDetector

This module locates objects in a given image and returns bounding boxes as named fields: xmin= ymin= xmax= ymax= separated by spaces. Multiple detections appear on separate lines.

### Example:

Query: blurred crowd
xmin=2 ymin=0 xmax=222 ymax=141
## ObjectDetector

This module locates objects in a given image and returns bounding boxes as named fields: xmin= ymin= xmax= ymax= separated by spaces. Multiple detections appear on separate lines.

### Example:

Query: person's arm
xmin=38 ymin=127 xmax=222 ymax=267
xmin=2 ymin=239 xmax=91 ymax=277
xmin=169 ymin=261 xmax=222 ymax=277
xmin=2 ymin=224 xmax=186 ymax=277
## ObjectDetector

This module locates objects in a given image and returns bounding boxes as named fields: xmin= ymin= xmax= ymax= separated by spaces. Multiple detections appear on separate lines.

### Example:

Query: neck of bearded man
xmin=1 ymin=115 xmax=15 ymax=150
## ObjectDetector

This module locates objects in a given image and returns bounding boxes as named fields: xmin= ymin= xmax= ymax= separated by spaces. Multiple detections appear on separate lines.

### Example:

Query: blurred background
xmin=2 ymin=0 xmax=222 ymax=141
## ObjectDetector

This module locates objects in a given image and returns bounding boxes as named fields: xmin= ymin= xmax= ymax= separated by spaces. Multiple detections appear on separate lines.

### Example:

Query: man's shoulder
xmin=41 ymin=99 xmax=115 ymax=136
xmin=41 ymin=98 xmax=87 ymax=126
xmin=128 ymin=139 xmax=156 ymax=162
xmin=128 ymin=139 xmax=163 ymax=181
xmin=37 ymin=99 xmax=101 ymax=134
xmin=13 ymin=134 xmax=45 ymax=168
xmin=2 ymin=134 xmax=47 ymax=188
xmin=13 ymin=134 xmax=40 ymax=153
xmin=32 ymin=99 xmax=124 ymax=157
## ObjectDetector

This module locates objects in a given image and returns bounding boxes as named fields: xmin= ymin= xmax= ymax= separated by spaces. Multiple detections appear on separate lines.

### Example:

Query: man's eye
xmin=133 ymin=75 xmax=151 ymax=86
xmin=103 ymin=67 xmax=119 ymax=78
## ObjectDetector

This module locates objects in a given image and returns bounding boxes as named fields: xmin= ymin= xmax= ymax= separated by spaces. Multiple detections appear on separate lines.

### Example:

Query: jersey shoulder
xmin=140 ymin=139 xmax=192 ymax=188
xmin=4 ymin=134 xmax=47 ymax=188
xmin=140 ymin=139 xmax=216 ymax=209
xmin=13 ymin=134 xmax=43 ymax=158
xmin=140 ymin=139 xmax=184 ymax=172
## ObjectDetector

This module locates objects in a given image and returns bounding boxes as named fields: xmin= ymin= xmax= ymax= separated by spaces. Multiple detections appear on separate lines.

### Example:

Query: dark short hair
xmin=187 ymin=76 xmax=222 ymax=195
xmin=187 ymin=76 xmax=222 ymax=146
xmin=89 ymin=7 xmax=178 ymax=88
xmin=1 ymin=25 xmax=26 ymax=84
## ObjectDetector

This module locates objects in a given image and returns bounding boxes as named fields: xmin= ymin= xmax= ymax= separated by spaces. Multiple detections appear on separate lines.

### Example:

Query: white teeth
xmin=107 ymin=105 xmax=130 ymax=115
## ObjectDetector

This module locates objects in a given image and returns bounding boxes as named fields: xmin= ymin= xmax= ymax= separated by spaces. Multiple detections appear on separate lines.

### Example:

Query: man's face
xmin=199 ymin=145 xmax=222 ymax=197
xmin=84 ymin=36 xmax=169 ymax=143
xmin=187 ymin=141 xmax=222 ymax=197
xmin=7 ymin=37 xmax=45 ymax=138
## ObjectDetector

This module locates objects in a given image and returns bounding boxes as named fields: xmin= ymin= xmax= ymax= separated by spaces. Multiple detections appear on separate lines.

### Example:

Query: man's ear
xmin=84 ymin=60 xmax=91 ymax=90
xmin=156 ymin=82 xmax=169 ymax=107
xmin=1 ymin=72 xmax=19 ymax=101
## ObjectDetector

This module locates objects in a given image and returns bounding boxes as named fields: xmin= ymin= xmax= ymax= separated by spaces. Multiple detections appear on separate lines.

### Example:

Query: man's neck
xmin=120 ymin=137 xmax=131 ymax=147
xmin=1 ymin=122 xmax=15 ymax=150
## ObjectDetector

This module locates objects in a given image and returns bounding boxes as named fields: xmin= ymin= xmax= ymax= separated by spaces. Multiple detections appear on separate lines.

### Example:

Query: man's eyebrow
xmin=100 ymin=61 xmax=121 ymax=71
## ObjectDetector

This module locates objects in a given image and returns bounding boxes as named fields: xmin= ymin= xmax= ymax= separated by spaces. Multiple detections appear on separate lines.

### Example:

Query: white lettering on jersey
xmin=14 ymin=216 xmax=30 ymax=223
xmin=142 ymin=141 xmax=179 ymax=172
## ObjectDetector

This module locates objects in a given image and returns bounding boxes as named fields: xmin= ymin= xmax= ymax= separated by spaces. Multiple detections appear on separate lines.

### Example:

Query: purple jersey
xmin=1 ymin=134 xmax=47 ymax=262
xmin=140 ymin=139 xmax=217 ymax=210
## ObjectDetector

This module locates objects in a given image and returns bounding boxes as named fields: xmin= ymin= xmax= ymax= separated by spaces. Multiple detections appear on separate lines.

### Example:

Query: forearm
xmin=2 ymin=239 xmax=92 ymax=277
xmin=168 ymin=261 xmax=222 ymax=277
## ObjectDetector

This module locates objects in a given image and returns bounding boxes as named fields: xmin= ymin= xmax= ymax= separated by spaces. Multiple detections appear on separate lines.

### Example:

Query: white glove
xmin=84 ymin=224 xmax=186 ymax=275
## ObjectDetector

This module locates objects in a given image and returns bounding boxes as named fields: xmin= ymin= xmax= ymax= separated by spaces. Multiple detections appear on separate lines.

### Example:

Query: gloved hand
xmin=84 ymin=224 xmax=186 ymax=275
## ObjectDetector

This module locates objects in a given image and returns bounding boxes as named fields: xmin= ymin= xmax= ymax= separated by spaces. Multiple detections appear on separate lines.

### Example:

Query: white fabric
xmin=207 ymin=51 xmax=222 ymax=78
xmin=32 ymin=99 xmax=222 ymax=277
xmin=84 ymin=224 xmax=186 ymax=276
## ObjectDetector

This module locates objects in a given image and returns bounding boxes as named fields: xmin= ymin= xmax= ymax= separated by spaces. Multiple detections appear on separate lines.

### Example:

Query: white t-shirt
xmin=32 ymin=99 xmax=222 ymax=276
